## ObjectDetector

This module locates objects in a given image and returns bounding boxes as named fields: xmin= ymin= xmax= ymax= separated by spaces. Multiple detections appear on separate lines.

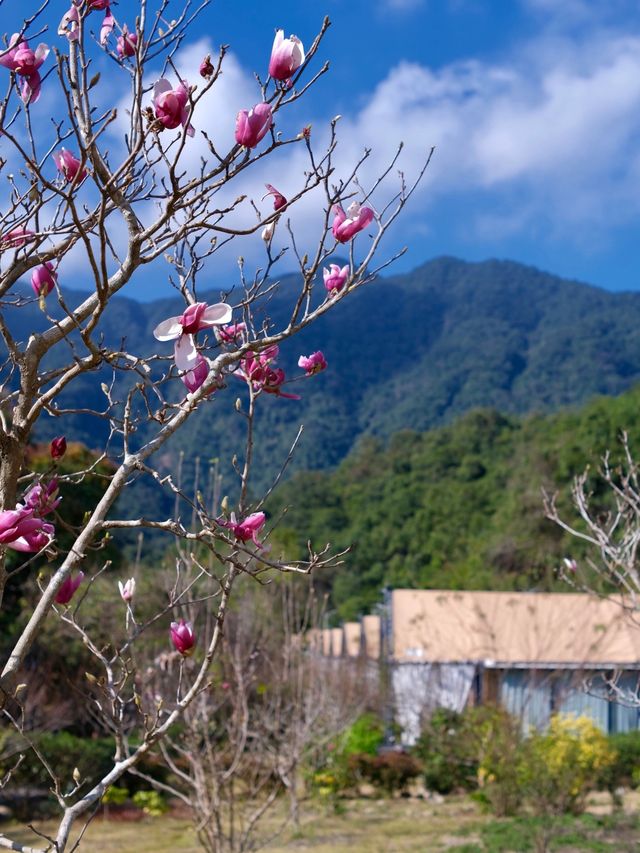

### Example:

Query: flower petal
xmin=153 ymin=317 xmax=182 ymax=341
xmin=201 ymin=303 xmax=233 ymax=327
xmin=174 ymin=334 xmax=198 ymax=370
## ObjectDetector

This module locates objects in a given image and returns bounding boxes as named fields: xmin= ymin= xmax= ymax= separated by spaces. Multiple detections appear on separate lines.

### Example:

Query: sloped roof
xmin=362 ymin=614 xmax=381 ymax=660
xmin=390 ymin=589 xmax=640 ymax=666
xmin=344 ymin=622 xmax=362 ymax=657
xmin=330 ymin=627 xmax=344 ymax=657
xmin=321 ymin=628 xmax=333 ymax=656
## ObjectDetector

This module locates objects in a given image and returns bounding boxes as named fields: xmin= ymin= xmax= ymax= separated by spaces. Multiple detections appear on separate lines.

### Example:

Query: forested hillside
xmin=11 ymin=256 xmax=640 ymax=516
xmin=270 ymin=387 xmax=640 ymax=619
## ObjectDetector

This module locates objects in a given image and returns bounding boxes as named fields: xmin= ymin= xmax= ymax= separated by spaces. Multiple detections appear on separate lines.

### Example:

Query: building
xmin=313 ymin=589 xmax=640 ymax=744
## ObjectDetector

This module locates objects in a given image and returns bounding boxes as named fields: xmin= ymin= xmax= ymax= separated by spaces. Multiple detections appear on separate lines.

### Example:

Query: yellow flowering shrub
xmin=521 ymin=714 xmax=615 ymax=815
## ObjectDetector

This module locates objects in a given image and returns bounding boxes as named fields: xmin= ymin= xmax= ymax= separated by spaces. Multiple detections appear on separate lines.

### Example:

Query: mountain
xmin=8 ymin=256 xmax=640 ymax=521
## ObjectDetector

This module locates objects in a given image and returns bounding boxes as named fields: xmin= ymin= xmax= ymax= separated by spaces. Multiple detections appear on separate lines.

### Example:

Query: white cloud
xmin=381 ymin=0 xmax=426 ymax=10
xmin=320 ymin=27 xmax=640 ymax=245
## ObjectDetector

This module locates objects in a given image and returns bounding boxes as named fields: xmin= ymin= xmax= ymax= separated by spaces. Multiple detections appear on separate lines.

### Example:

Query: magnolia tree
xmin=0 ymin=1 xmax=429 ymax=850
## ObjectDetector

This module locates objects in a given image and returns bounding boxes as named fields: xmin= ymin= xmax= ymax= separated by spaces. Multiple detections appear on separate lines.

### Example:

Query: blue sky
xmin=2 ymin=0 xmax=640 ymax=295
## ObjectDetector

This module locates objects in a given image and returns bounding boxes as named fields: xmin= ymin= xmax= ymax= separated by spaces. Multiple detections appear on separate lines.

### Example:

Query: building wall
xmin=391 ymin=664 xmax=640 ymax=742
xmin=391 ymin=662 xmax=475 ymax=745
xmin=499 ymin=669 xmax=640 ymax=733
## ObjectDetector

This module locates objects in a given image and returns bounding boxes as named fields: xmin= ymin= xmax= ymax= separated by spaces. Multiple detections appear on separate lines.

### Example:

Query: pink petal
xmin=153 ymin=78 xmax=173 ymax=100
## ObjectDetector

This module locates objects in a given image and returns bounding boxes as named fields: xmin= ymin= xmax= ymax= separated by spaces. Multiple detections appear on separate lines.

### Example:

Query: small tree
xmin=0 ymin=2 xmax=428 ymax=849
xmin=136 ymin=582 xmax=373 ymax=852
xmin=544 ymin=431 xmax=640 ymax=704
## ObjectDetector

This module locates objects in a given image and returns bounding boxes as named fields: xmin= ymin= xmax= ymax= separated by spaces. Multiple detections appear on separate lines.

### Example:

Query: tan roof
xmin=306 ymin=628 xmax=324 ymax=654
xmin=362 ymin=614 xmax=381 ymax=660
xmin=390 ymin=589 xmax=640 ymax=666
xmin=344 ymin=622 xmax=362 ymax=657
xmin=321 ymin=628 xmax=333 ymax=657
xmin=330 ymin=627 xmax=344 ymax=657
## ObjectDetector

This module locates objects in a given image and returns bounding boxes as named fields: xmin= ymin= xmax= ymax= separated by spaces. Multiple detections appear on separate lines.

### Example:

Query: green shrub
xmin=599 ymin=730 xmax=640 ymax=794
xmin=413 ymin=708 xmax=480 ymax=794
xmin=471 ymin=706 xmax=526 ymax=817
xmin=348 ymin=751 xmax=422 ymax=794
xmin=132 ymin=789 xmax=168 ymax=816
xmin=308 ymin=713 xmax=386 ymax=801
xmin=340 ymin=713 xmax=385 ymax=757
xmin=101 ymin=785 xmax=129 ymax=806
xmin=11 ymin=732 xmax=115 ymax=794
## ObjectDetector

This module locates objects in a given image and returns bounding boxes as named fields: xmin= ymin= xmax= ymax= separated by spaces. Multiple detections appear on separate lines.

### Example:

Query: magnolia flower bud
xmin=50 ymin=436 xmax=67 ymax=460
xmin=261 ymin=221 xmax=275 ymax=243
xmin=118 ymin=577 xmax=136 ymax=602
xmin=170 ymin=619 xmax=196 ymax=656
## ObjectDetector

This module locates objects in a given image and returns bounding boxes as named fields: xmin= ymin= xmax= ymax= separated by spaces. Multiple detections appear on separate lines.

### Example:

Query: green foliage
xmin=19 ymin=256 xmax=640 ymax=523
xmin=339 ymin=713 xmax=385 ymax=757
xmin=272 ymin=386 xmax=640 ymax=618
xmin=468 ymin=706 xmax=526 ymax=817
xmin=309 ymin=713 xmax=386 ymax=799
xmin=413 ymin=708 xmax=481 ymax=794
xmin=102 ymin=785 xmax=130 ymax=806
xmin=598 ymin=730 xmax=640 ymax=794
xmin=474 ymin=812 xmax=640 ymax=852
xmin=9 ymin=731 xmax=115 ymax=794
xmin=347 ymin=751 xmax=422 ymax=794
xmin=415 ymin=708 xmax=617 ymax=820
xmin=132 ymin=790 xmax=168 ymax=816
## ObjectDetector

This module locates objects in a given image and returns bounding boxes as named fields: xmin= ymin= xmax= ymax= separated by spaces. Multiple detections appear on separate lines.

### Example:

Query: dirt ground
xmin=3 ymin=791 xmax=639 ymax=852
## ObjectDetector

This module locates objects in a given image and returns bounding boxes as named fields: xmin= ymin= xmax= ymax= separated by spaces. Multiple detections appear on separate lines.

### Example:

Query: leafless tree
xmin=544 ymin=430 xmax=640 ymax=705
xmin=134 ymin=581 xmax=373 ymax=853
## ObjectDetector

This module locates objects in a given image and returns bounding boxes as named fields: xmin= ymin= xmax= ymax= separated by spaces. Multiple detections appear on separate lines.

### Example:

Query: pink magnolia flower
xmin=332 ymin=202 xmax=374 ymax=243
xmin=0 ymin=508 xmax=46 ymax=550
xmin=235 ymin=103 xmax=272 ymax=148
xmin=55 ymin=571 xmax=84 ymax=605
xmin=323 ymin=264 xmax=349 ymax=296
xmin=298 ymin=351 xmax=327 ymax=376
xmin=182 ymin=354 xmax=210 ymax=394
xmin=268 ymin=30 xmax=305 ymax=81
xmin=153 ymin=301 xmax=233 ymax=371
xmin=53 ymin=148 xmax=87 ymax=184
xmin=199 ymin=54 xmax=214 ymax=79
xmin=0 ymin=34 xmax=49 ymax=103
xmin=153 ymin=78 xmax=194 ymax=137
xmin=1 ymin=227 xmax=35 ymax=250
xmin=238 ymin=350 xmax=300 ymax=399
xmin=50 ymin=436 xmax=67 ymax=460
xmin=117 ymin=27 xmax=137 ymax=58
xmin=263 ymin=183 xmax=287 ymax=212
xmin=31 ymin=263 xmax=57 ymax=299
xmin=118 ymin=577 xmax=136 ymax=602
xmin=58 ymin=5 xmax=80 ymax=41
xmin=170 ymin=619 xmax=196 ymax=656
xmin=99 ymin=8 xmax=115 ymax=45
xmin=23 ymin=478 xmax=61 ymax=517
xmin=217 ymin=322 xmax=246 ymax=344
xmin=218 ymin=511 xmax=267 ymax=549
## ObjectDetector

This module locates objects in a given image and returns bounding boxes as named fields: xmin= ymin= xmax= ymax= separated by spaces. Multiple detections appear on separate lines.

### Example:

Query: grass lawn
xmin=3 ymin=793 xmax=639 ymax=852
